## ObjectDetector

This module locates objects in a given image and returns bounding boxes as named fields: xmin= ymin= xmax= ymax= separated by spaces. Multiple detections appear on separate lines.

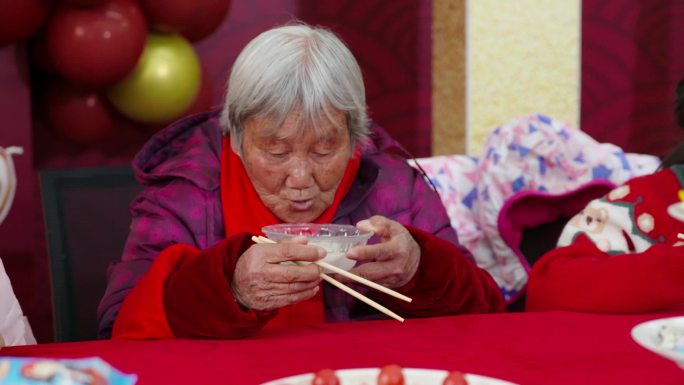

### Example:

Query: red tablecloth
xmin=2 ymin=310 xmax=684 ymax=385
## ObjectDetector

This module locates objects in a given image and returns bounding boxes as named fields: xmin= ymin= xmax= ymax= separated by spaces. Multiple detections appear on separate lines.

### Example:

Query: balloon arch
xmin=0 ymin=0 xmax=230 ymax=144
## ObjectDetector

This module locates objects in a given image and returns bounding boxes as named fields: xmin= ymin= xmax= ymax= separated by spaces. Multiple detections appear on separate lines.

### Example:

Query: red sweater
xmin=112 ymin=227 xmax=504 ymax=339
xmin=526 ymin=167 xmax=684 ymax=313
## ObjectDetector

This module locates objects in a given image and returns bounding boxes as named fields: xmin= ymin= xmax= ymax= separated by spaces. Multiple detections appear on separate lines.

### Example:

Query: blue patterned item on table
xmin=0 ymin=357 xmax=136 ymax=385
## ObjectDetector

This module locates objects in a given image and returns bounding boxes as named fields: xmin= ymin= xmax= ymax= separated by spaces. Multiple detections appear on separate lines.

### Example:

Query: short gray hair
xmin=220 ymin=22 xmax=370 ymax=154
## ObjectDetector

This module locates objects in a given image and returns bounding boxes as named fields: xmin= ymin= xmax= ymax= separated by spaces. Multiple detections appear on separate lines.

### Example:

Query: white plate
xmin=631 ymin=316 xmax=684 ymax=368
xmin=260 ymin=367 xmax=518 ymax=385
xmin=667 ymin=202 xmax=684 ymax=223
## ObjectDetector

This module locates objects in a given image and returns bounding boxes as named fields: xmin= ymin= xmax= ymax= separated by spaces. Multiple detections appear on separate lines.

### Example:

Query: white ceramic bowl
xmin=262 ymin=223 xmax=373 ymax=271
xmin=631 ymin=316 xmax=684 ymax=368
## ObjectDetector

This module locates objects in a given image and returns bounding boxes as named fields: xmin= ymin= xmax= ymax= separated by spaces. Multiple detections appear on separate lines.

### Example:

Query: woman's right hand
xmin=231 ymin=237 xmax=324 ymax=311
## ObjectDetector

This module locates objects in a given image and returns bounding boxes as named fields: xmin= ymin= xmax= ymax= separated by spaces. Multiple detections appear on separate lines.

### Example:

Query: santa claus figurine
xmin=0 ymin=146 xmax=35 ymax=347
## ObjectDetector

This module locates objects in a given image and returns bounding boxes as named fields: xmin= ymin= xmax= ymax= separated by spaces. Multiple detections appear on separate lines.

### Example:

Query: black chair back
xmin=40 ymin=167 xmax=143 ymax=342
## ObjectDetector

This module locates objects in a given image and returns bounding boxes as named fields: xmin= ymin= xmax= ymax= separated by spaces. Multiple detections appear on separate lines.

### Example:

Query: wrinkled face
xmin=239 ymin=109 xmax=352 ymax=223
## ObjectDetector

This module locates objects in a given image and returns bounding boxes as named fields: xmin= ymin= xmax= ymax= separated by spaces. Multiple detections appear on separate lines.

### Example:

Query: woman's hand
xmin=231 ymin=237 xmax=324 ymax=311
xmin=343 ymin=216 xmax=420 ymax=289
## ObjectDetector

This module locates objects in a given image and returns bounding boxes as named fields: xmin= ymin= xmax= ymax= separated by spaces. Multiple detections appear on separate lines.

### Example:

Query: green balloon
xmin=107 ymin=32 xmax=201 ymax=124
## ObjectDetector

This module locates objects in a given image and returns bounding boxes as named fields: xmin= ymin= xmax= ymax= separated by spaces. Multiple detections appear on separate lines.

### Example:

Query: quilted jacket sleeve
xmin=111 ymin=234 xmax=276 ymax=340
xmin=97 ymin=180 xmax=215 ymax=338
xmin=376 ymin=226 xmax=506 ymax=316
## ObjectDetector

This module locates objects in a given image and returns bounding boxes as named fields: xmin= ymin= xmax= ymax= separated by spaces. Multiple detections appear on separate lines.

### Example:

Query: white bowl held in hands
xmin=262 ymin=223 xmax=373 ymax=271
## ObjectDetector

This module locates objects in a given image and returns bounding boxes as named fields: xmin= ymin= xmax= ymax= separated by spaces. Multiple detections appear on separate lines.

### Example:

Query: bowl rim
xmin=261 ymin=223 xmax=373 ymax=238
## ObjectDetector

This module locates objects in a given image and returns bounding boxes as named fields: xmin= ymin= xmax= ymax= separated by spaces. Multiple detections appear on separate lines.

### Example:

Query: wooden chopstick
xmin=317 ymin=274 xmax=404 ymax=322
xmin=253 ymin=235 xmax=411 ymax=303
xmin=251 ymin=235 xmax=405 ymax=322
xmin=315 ymin=260 xmax=412 ymax=303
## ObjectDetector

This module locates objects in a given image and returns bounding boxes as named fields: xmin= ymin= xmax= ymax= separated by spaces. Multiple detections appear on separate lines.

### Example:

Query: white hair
xmin=220 ymin=22 xmax=370 ymax=155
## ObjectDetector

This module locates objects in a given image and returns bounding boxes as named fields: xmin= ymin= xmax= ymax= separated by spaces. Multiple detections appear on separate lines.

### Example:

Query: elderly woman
xmin=98 ymin=22 xmax=504 ymax=339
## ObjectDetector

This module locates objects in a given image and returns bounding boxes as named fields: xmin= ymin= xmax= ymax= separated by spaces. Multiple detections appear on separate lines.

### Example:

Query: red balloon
xmin=45 ymin=0 xmax=147 ymax=87
xmin=181 ymin=0 xmax=231 ymax=42
xmin=42 ymin=81 xmax=119 ymax=144
xmin=0 ymin=0 xmax=49 ymax=46
xmin=138 ymin=0 xmax=200 ymax=33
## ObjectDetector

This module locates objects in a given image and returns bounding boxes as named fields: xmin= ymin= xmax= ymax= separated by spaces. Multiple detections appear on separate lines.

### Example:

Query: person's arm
xmin=162 ymin=234 xmax=278 ymax=338
xmin=97 ymin=185 xmax=186 ymax=338
xmin=0 ymin=258 xmax=34 ymax=346
xmin=375 ymin=226 xmax=505 ymax=316
xmin=98 ymin=181 xmax=226 ymax=338
xmin=349 ymin=158 xmax=505 ymax=315
xmin=398 ymin=162 xmax=503 ymax=314
xmin=526 ymin=233 xmax=684 ymax=313
xmin=111 ymin=233 xmax=280 ymax=340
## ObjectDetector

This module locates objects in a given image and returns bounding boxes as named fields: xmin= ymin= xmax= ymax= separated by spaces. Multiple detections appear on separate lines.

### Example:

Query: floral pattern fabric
xmin=412 ymin=114 xmax=661 ymax=302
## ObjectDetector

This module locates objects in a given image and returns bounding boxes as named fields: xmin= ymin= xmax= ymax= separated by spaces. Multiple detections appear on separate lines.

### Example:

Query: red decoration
xmin=42 ymin=81 xmax=119 ymax=144
xmin=137 ymin=0 xmax=200 ymax=33
xmin=45 ymin=0 xmax=147 ymax=87
xmin=0 ymin=0 xmax=50 ymax=47
xmin=181 ymin=0 xmax=231 ymax=42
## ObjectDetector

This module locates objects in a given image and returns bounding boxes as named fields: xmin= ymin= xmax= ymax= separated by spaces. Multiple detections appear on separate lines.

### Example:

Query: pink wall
xmin=0 ymin=0 xmax=432 ymax=342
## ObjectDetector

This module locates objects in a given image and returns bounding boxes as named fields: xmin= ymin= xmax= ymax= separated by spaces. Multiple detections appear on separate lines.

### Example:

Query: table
xmin=2 ymin=310 xmax=684 ymax=385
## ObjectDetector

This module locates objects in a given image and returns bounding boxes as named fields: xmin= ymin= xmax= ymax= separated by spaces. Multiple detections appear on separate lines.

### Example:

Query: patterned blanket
xmin=412 ymin=114 xmax=661 ymax=302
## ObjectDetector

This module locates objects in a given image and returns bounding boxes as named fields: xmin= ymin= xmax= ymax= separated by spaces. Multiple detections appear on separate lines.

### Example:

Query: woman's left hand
xmin=342 ymin=215 xmax=420 ymax=289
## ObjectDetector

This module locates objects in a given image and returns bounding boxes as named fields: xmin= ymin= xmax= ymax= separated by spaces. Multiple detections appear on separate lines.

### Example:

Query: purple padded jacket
xmin=96 ymin=110 xmax=490 ymax=338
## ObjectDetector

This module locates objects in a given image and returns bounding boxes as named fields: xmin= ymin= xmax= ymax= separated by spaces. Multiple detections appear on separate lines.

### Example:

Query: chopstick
xmin=251 ymin=235 xmax=406 ymax=322
xmin=314 ymin=259 xmax=412 ymax=303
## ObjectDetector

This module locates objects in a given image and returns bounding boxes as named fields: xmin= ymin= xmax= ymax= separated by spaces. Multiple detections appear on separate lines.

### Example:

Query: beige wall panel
xmin=467 ymin=0 xmax=580 ymax=155
xmin=433 ymin=0 xmax=466 ymax=155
